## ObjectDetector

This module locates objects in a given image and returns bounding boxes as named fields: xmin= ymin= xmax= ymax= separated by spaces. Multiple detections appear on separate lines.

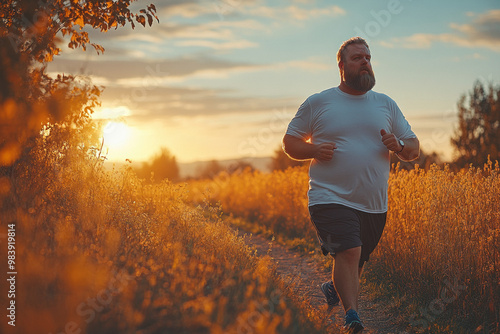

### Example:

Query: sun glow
xmin=102 ymin=121 xmax=131 ymax=149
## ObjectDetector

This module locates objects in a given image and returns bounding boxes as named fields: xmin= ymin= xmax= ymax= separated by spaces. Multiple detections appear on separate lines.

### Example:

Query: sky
xmin=47 ymin=0 xmax=500 ymax=164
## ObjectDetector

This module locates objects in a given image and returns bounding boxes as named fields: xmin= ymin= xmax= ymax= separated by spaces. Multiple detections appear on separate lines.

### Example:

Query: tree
xmin=451 ymin=81 xmax=500 ymax=167
xmin=196 ymin=160 xmax=225 ymax=179
xmin=1 ymin=0 xmax=158 ymax=62
xmin=227 ymin=160 xmax=255 ymax=174
xmin=136 ymin=147 xmax=179 ymax=182
xmin=0 ymin=0 xmax=158 ymax=167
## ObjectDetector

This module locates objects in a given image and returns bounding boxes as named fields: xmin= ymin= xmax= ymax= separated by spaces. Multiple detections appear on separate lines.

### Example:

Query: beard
xmin=344 ymin=67 xmax=376 ymax=92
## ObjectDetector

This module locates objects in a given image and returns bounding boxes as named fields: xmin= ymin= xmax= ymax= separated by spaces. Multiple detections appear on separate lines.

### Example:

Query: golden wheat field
xmin=0 ymin=143 xmax=325 ymax=334
xmin=187 ymin=162 xmax=500 ymax=333
xmin=2 ymin=134 xmax=499 ymax=333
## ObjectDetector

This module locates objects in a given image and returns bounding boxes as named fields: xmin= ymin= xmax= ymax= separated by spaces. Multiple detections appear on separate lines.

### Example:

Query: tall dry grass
xmin=187 ymin=166 xmax=312 ymax=241
xmin=379 ymin=163 xmax=500 ymax=333
xmin=0 ymin=141 xmax=324 ymax=334
xmin=187 ymin=163 xmax=500 ymax=333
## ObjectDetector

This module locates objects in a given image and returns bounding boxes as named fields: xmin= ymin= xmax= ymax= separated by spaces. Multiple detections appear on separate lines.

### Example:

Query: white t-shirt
xmin=286 ymin=87 xmax=416 ymax=213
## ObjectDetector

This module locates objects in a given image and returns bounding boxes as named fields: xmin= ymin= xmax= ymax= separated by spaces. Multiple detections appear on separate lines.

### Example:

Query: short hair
xmin=336 ymin=37 xmax=370 ymax=63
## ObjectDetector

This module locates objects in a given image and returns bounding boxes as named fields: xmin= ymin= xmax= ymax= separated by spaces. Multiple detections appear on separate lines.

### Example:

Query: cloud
xmin=282 ymin=58 xmax=333 ymax=72
xmin=175 ymin=39 xmax=257 ymax=49
xmin=292 ymin=0 xmax=316 ymax=4
xmin=154 ymin=0 xmax=345 ymax=21
xmin=110 ymin=22 xmax=234 ymax=42
xmin=381 ymin=9 xmax=500 ymax=52
xmin=157 ymin=0 xmax=211 ymax=18
xmin=78 ymin=1 xmax=344 ymax=55
xmin=151 ymin=23 xmax=261 ymax=49
xmin=154 ymin=0 xmax=260 ymax=19
xmin=163 ymin=19 xmax=266 ymax=49
xmin=449 ymin=9 xmax=500 ymax=43
xmin=82 ymin=15 xmax=267 ymax=53
xmin=287 ymin=5 xmax=346 ymax=20
xmin=248 ymin=4 xmax=345 ymax=21
xmin=47 ymin=55 xmax=262 ymax=83
xmin=98 ymin=85 xmax=297 ymax=121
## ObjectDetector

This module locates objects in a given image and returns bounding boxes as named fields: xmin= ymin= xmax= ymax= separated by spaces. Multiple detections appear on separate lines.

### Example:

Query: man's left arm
xmin=380 ymin=129 xmax=420 ymax=162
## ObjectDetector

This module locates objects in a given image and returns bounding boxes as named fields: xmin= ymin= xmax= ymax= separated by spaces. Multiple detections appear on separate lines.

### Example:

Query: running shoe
xmin=320 ymin=280 xmax=340 ymax=307
xmin=344 ymin=309 xmax=364 ymax=333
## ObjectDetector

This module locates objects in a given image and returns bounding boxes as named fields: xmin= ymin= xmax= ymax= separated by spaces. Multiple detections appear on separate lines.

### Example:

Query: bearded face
xmin=340 ymin=43 xmax=376 ymax=93
xmin=343 ymin=64 xmax=376 ymax=92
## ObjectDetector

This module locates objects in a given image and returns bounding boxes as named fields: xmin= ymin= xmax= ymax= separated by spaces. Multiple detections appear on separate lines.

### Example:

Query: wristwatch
xmin=397 ymin=139 xmax=405 ymax=153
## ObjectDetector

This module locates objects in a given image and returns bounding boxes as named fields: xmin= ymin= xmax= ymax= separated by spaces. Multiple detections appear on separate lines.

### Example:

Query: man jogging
xmin=282 ymin=37 xmax=419 ymax=333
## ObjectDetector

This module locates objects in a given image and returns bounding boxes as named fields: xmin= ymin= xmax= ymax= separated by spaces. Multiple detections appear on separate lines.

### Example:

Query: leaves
xmin=451 ymin=81 xmax=500 ymax=167
xmin=0 ymin=0 xmax=158 ymax=166
xmin=137 ymin=15 xmax=146 ymax=27
xmin=74 ymin=16 xmax=84 ymax=28
xmin=1 ymin=0 xmax=159 ymax=61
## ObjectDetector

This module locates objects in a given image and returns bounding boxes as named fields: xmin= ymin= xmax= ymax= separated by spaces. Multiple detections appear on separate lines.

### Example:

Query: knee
xmin=337 ymin=246 xmax=361 ymax=262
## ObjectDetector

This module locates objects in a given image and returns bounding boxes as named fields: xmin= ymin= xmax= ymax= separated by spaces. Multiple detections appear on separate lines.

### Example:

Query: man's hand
xmin=380 ymin=129 xmax=402 ymax=152
xmin=314 ymin=142 xmax=337 ymax=161
xmin=282 ymin=134 xmax=337 ymax=161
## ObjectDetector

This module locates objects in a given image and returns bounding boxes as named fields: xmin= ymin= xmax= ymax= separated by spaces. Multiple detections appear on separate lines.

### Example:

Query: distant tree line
xmin=195 ymin=160 xmax=255 ymax=179
xmin=134 ymin=149 xmax=257 ymax=182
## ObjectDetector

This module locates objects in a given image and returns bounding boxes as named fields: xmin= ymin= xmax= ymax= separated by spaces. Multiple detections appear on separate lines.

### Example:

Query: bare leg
xmin=331 ymin=246 xmax=362 ymax=312
xmin=356 ymin=266 xmax=363 ymax=310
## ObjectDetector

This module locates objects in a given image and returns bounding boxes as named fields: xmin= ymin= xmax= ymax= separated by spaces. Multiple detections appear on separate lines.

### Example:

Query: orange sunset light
xmin=102 ymin=121 xmax=131 ymax=150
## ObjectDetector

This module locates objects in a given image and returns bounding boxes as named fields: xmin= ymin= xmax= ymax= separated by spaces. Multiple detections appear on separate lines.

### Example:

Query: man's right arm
xmin=282 ymin=134 xmax=336 ymax=162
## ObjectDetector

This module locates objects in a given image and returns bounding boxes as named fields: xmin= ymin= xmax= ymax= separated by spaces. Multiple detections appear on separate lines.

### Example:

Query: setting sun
xmin=102 ymin=121 xmax=131 ymax=149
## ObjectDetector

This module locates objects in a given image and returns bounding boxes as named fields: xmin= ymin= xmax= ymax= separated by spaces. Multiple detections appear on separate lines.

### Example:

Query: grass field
xmin=2 ymin=135 xmax=499 ymax=333
xmin=187 ymin=162 xmax=500 ymax=333
xmin=0 ymin=146 xmax=325 ymax=334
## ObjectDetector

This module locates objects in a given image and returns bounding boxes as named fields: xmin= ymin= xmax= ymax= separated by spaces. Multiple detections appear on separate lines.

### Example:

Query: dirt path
xmin=236 ymin=229 xmax=402 ymax=334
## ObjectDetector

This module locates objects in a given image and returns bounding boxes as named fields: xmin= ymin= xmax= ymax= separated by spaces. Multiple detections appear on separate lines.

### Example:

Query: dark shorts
xmin=309 ymin=203 xmax=387 ymax=267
